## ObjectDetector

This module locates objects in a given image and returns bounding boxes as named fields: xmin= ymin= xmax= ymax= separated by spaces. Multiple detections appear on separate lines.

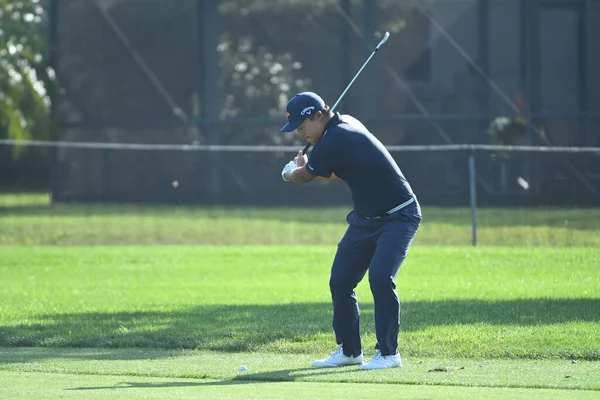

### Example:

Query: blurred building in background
xmin=14 ymin=0 xmax=600 ymax=206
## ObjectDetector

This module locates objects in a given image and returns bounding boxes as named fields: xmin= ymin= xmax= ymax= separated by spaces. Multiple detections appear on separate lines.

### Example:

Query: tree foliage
xmin=0 ymin=0 xmax=425 ymax=148
xmin=213 ymin=0 xmax=426 ymax=145
xmin=0 ymin=0 xmax=54 ymax=154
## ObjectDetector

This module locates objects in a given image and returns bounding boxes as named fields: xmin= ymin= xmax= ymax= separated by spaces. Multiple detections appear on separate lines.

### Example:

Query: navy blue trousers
xmin=329 ymin=200 xmax=421 ymax=357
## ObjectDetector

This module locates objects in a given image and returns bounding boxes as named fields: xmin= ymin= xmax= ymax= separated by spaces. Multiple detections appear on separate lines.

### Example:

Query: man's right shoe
xmin=311 ymin=346 xmax=364 ymax=368
xmin=359 ymin=350 xmax=402 ymax=370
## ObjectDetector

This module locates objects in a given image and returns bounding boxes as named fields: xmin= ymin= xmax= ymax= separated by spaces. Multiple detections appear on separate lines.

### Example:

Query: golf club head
xmin=377 ymin=32 xmax=390 ymax=49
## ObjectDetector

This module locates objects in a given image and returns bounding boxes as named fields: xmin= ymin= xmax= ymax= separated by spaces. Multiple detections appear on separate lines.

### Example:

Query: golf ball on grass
xmin=239 ymin=365 xmax=247 ymax=371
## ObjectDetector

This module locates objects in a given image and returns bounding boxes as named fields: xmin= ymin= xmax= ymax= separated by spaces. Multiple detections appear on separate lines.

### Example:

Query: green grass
xmin=1 ymin=247 xmax=599 ymax=360
xmin=1 ymin=349 xmax=600 ymax=396
xmin=3 ymin=369 xmax=600 ymax=400
xmin=1 ymin=193 xmax=599 ymax=246
xmin=1 ymin=193 xmax=599 ymax=397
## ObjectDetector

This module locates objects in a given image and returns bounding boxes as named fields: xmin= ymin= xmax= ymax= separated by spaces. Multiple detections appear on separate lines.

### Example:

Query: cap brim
xmin=280 ymin=120 xmax=303 ymax=133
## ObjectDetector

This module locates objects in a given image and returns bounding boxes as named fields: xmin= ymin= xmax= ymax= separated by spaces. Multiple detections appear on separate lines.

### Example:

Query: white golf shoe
xmin=311 ymin=346 xmax=364 ymax=368
xmin=359 ymin=350 xmax=402 ymax=370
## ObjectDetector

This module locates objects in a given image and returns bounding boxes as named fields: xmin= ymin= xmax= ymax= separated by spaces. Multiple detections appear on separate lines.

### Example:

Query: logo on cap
xmin=301 ymin=106 xmax=315 ymax=116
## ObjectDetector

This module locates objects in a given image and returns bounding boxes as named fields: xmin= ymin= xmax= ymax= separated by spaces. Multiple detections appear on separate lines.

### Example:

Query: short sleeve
xmin=305 ymin=140 xmax=336 ymax=178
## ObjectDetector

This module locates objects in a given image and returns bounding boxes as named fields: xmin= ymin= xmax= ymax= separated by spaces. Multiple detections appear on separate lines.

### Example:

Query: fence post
xmin=200 ymin=0 xmax=221 ymax=204
xmin=47 ymin=0 xmax=60 ymax=203
xmin=469 ymin=147 xmax=478 ymax=247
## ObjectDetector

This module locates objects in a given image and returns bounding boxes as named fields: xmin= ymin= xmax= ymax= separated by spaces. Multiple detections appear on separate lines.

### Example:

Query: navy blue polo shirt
xmin=305 ymin=113 xmax=415 ymax=217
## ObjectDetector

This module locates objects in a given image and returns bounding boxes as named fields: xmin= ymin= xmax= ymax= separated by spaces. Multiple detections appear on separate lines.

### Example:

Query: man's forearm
xmin=286 ymin=166 xmax=316 ymax=184
xmin=316 ymin=172 xmax=342 ymax=182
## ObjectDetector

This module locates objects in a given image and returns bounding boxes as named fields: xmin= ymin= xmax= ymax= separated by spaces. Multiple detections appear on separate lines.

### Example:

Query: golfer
xmin=280 ymin=92 xmax=421 ymax=370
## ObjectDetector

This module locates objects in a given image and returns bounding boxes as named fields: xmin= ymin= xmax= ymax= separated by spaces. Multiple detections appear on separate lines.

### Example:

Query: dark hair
xmin=308 ymin=104 xmax=331 ymax=120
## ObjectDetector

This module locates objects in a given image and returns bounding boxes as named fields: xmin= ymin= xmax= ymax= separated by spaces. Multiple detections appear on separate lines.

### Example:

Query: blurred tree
xmin=216 ymin=35 xmax=312 ymax=145
xmin=216 ymin=0 xmax=428 ymax=145
xmin=216 ymin=0 xmax=318 ymax=146
xmin=0 ymin=0 xmax=55 ymax=155
xmin=26 ymin=0 xmax=426 ymax=149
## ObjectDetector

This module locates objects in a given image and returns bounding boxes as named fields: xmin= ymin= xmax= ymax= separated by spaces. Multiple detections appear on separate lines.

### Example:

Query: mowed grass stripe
xmin=2 ymin=372 xmax=599 ymax=400
xmin=1 ymin=193 xmax=599 ymax=246
xmin=1 ymin=246 xmax=598 ymax=359
xmin=1 ymin=348 xmax=600 ymax=392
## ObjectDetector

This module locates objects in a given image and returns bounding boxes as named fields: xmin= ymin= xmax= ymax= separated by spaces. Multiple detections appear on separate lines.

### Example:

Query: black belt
xmin=362 ymin=196 xmax=415 ymax=220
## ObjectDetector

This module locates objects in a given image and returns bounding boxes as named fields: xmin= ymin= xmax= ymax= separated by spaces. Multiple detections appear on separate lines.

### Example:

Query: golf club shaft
xmin=301 ymin=31 xmax=390 ymax=155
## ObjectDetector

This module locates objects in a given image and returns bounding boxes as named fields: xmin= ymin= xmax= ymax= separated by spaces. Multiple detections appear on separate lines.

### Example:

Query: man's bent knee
xmin=368 ymin=273 xmax=397 ymax=294
xmin=329 ymin=276 xmax=355 ymax=296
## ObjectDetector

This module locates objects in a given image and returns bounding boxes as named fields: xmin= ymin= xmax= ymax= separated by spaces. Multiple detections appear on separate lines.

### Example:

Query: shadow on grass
xmin=1 ymin=298 xmax=598 ymax=364
xmin=1 ymin=202 xmax=599 ymax=230
xmin=64 ymin=367 xmax=352 ymax=390
xmin=66 ymin=382 xmax=214 ymax=390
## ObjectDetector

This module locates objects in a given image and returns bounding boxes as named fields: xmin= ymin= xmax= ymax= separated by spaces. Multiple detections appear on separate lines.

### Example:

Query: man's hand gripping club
xmin=282 ymin=150 xmax=342 ymax=184
xmin=281 ymin=150 xmax=314 ymax=184
xmin=281 ymin=160 xmax=297 ymax=181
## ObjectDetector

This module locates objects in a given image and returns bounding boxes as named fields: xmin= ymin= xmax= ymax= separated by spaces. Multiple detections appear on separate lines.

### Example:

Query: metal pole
xmin=340 ymin=0 xmax=351 ymax=111
xmin=47 ymin=0 xmax=60 ymax=203
xmin=520 ymin=0 xmax=532 ymax=187
xmin=362 ymin=0 xmax=376 ymax=122
xmin=477 ymin=0 xmax=490 ymax=143
xmin=525 ymin=0 xmax=539 ymax=148
xmin=578 ymin=1 xmax=588 ymax=146
xmin=469 ymin=147 xmax=478 ymax=247
xmin=200 ymin=0 xmax=221 ymax=203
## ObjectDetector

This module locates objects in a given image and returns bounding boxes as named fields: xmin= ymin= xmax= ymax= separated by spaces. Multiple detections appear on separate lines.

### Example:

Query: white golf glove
xmin=281 ymin=161 xmax=297 ymax=181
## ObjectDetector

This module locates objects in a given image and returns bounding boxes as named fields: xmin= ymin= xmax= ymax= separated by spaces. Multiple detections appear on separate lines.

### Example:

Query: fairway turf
xmin=1 ymin=194 xmax=599 ymax=398
xmin=2 ymin=347 xmax=600 ymax=390
xmin=1 ymin=246 xmax=598 ymax=360
xmin=1 ymin=193 xmax=599 ymax=246
xmin=1 ymin=245 xmax=599 ymax=397
xmin=2 ymin=370 xmax=599 ymax=400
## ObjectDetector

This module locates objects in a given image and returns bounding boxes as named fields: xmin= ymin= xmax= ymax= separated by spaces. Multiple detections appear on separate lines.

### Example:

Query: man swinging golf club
xmin=280 ymin=91 xmax=422 ymax=370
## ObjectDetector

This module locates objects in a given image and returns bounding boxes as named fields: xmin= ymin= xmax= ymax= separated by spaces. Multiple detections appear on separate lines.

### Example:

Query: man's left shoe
xmin=311 ymin=346 xmax=364 ymax=368
xmin=359 ymin=350 xmax=402 ymax=370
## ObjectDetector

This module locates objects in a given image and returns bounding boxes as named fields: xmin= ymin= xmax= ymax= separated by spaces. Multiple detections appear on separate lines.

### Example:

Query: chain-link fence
xmin=2 ymin=0 xmax=600 ymax=208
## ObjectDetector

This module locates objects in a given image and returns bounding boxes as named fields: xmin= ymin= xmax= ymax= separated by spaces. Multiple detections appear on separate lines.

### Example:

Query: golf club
xmin=301 ymin=31 xmax=390 ymax=155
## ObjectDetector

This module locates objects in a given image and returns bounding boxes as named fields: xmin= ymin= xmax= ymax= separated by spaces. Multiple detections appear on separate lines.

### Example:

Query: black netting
xmin=4 ymin=0 xmax=599 ymax=207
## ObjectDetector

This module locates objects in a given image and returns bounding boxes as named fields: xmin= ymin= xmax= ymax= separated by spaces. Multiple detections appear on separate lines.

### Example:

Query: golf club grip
xmin=302 ymin=143 xmax=311 ymax=155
